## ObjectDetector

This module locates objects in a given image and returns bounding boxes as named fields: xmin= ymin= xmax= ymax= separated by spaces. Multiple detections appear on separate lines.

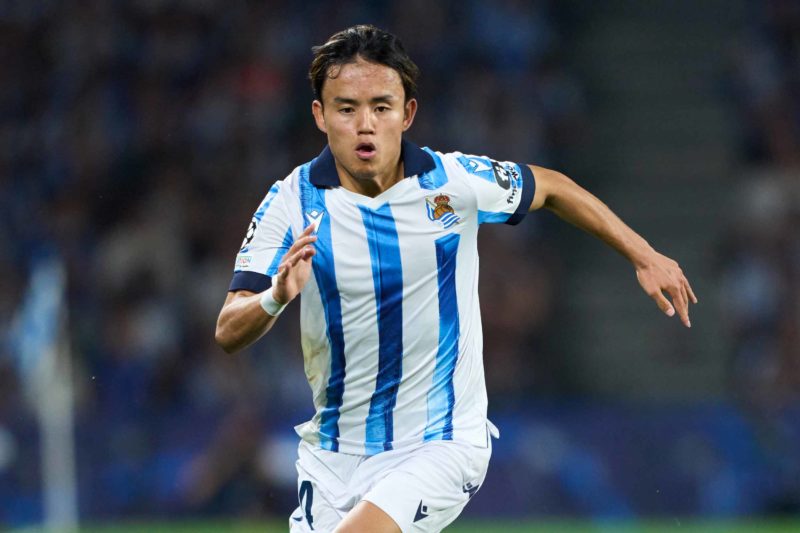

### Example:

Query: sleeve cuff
xmin=229 ymin=271 xmax=271 ymax=293
xmin=505 ymin=163 xmax=535 ymax=226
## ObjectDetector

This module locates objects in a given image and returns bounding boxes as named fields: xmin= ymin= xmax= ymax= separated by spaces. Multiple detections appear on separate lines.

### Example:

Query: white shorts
xmin=288 ymin=434 xmax=492 ymax=533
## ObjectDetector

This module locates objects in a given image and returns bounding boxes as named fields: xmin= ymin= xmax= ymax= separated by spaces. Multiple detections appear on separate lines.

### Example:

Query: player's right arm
xmin=215 ymin=225 xmax=317 ymax=353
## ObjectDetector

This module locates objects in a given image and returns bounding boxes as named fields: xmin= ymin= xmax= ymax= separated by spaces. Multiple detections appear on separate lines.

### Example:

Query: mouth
xmin=355 ymin=142 xmax=376 ymax=160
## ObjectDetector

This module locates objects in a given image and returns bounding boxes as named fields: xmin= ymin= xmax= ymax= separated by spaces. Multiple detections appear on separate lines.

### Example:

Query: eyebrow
xmin=332 ymin=95 xmax=396 ymax=105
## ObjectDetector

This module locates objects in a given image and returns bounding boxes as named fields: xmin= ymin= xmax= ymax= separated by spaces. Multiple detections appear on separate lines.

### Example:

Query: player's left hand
xmin=273 ymin=224 xmax=317 ymax=305
xmin=635 ymin=251 xmax=697 ymax=327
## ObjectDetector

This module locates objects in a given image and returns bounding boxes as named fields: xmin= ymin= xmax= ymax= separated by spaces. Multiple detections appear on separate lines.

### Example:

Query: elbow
xmin=214 ymin=322 xmax=240 ymax=354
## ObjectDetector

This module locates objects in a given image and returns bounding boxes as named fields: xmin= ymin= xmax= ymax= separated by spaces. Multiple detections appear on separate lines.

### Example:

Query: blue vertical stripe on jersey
xmin=424 ymin=232 xmax=461 ymax=441
xmin=266 ymin=226 xmax=294 ymax=276
xmin=254 ymin=183 xmax=281 ymax=222
xmin=359 ymin=203 xmax=404 ymax=455
xmin=417 ymin=149 xmax=449 ymax=189
xmin=300 ymin=166 xmax=346 ymax=452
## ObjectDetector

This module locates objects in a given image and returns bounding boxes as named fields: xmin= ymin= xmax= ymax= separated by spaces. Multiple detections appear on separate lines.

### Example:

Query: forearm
xmin=528 ymin=165 xmax=696 ymax=326
xmin=215 ymin=291 xmax=279 ymax=354
xmin=541 ymin=170 xmax=655 ymax=268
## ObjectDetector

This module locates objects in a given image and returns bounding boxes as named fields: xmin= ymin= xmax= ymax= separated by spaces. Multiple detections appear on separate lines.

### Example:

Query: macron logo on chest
xmin=305 ymin=210 xmax=324 ymax=231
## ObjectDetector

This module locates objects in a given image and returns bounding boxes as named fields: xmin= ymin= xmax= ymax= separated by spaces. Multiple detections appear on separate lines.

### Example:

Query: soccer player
xmin=215 ymin=25 xmax=697 ymax=533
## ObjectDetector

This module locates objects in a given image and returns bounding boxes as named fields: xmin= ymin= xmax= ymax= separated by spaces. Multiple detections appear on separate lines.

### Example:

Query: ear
xmin=402 ymin=98 xmax=418 ymax=131
xmin=312 ymin=100 xmax=327 ymax=133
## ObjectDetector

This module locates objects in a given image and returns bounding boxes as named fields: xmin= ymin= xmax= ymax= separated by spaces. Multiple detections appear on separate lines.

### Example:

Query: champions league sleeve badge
xmin=240 ymin=217 xmax=258 ymax=252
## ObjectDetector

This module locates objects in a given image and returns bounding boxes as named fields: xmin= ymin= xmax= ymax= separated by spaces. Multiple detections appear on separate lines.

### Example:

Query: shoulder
xmin=417 ymin=148 xmax=480 ymax=182
xmin=424 ymin=148 xmax=517 ymax=188
xmin=249 ymin=164 xmax=310 ymax=222
xmin=266 ymin=162 xmax=313 ymax=200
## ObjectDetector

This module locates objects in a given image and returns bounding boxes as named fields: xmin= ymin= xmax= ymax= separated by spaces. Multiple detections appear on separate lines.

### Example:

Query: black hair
xmin=309 ymin=25 xmax=419 ymax=102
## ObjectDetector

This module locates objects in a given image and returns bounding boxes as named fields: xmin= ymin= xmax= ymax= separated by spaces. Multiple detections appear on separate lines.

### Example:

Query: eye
xmin=339 ymin=107 xmax=354 ymax=114
xmin=375 ymin=105 xmax=390 ymax=113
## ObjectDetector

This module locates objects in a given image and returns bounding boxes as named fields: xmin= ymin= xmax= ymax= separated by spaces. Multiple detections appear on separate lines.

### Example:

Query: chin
xmin=346 ymin=162 xmax=378 ymax=181
xmin=352 ymin=170 xmax=377 ymax=181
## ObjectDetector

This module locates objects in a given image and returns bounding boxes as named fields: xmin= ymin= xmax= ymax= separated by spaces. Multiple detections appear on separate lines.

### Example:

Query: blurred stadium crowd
xmin=0 ymin=0 xmax=798 ymax=527
xmin=725 ymin=0 xmax=800 ymax=409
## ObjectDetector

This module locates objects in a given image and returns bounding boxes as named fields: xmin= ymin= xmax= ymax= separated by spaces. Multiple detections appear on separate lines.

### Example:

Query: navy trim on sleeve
xmin=229 ymin=271 xmax=271 ymax=293
xmin=505 ymin=163 xmax=535 ymax=226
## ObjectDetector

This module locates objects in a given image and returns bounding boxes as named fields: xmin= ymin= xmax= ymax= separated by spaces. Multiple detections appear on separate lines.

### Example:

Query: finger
xmin=291 ymin=246 xmax=315 ymax=264
xmin=668 ymin=286 xmax=690 ymax=327
xmin=275 ymin=255 xmax=299 ymax=283
xmin=680 ymin=283 xmax=689 ymax=314
xmin=284 ymin=245 xmax=316 ymax=270
xmin=283 ymin=226 xmax=317 ymax=254
xmin=684 ymin=278 xmax=698 ymax=304
xmin=288 ymin=234 xmax=317 ymax=254
xmin=285 ymin=248 xmax=307 ymax=268
xmin=680 ymin=284 xmax=692 ymax=328
xmin=276 ymin=263 xmax=288 ymax=282
xmin=291 ymin=225 xmax=315 ymax=243
xmin=653 ymin=290 xmax=675 ymax=317
xmin=300 ymin=245 xmax=316 ymax=261
xmin=281 ymin=240 xmax=316 ymax=271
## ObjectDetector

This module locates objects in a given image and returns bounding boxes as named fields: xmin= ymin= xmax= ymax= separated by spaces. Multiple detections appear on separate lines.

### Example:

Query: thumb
xmin=276 ymin=264 xmax=289 ymax=284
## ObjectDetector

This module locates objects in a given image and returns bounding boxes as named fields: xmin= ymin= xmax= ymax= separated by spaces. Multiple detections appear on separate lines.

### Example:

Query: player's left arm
xmin=527 ymin=165 xmax=697 ymax=327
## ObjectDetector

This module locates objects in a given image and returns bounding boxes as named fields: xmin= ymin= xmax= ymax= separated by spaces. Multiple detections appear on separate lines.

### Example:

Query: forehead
xmin=322 ymin=58 xmax=404 ymax=102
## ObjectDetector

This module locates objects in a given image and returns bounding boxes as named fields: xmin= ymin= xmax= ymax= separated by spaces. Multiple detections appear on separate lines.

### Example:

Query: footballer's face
xmin=312 ymin=57 xmax=417 ymax=195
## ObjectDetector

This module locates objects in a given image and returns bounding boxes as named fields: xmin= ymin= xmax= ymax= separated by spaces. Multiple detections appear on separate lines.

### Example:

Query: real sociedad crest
xmin=425 ymin=194 xmax=461 ymax=228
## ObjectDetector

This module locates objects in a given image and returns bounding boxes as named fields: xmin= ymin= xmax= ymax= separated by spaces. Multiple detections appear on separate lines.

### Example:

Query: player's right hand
xmin=273 ymin=225 xmax=317 ymax=305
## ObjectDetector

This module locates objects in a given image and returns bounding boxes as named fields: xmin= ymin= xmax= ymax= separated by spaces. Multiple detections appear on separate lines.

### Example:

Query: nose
xmin=356 ymin=108 xmax=375 ymax=134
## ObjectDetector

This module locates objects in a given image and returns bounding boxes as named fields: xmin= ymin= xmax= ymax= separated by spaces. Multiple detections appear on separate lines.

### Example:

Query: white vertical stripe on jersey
xmin=451 ymin=223 xmax=489 ymax=444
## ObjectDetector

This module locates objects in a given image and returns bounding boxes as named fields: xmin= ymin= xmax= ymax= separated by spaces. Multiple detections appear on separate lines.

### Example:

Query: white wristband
xmin=259 ymin=287 xmax=287 ymax=317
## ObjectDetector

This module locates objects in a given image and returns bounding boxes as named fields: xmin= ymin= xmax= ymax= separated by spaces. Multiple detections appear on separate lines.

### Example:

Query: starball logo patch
xmin=240 ymin=218 xmax=257 ymax=252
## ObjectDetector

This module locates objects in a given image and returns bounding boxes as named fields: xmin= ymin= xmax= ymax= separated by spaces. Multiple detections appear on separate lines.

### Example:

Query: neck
xmin=336 ymin=160 xmax=405 ymax=198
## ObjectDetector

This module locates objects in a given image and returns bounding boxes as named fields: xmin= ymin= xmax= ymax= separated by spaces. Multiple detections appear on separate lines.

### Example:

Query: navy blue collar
xmin=308 ymin=138 xmax=435 ymax=188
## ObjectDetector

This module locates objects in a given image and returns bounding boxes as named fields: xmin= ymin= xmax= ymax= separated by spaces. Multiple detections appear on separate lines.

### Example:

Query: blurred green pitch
xmin=56 ymin=519 xmax=800 ymax=532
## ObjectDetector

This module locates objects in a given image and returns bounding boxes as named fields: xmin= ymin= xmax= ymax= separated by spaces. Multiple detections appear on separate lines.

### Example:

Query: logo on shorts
xmin=414 ymin=501 xmax=429 ymax=522
xmin=462 ymin=482 xmax=480 ymax=499
xmin=425 ymin=194 xmax=461 ymax=229
xmin=298 ymin=480 xmax=314 ymax=529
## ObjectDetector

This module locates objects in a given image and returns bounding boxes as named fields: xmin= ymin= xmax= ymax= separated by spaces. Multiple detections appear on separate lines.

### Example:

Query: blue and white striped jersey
xmin=229 ymin=139 xmax=535 ymax=455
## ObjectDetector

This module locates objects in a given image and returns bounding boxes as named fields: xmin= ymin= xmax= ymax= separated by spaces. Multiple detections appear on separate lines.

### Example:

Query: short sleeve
xmin=451 ymin=153 xmax=535 ymax=225
xmin=228 ymin=181 xmax=294 ymax=293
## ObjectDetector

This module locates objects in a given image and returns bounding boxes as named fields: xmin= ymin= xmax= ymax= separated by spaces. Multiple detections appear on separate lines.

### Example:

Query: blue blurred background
xmin=1 ymin=0 xmax=799 ymax=528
